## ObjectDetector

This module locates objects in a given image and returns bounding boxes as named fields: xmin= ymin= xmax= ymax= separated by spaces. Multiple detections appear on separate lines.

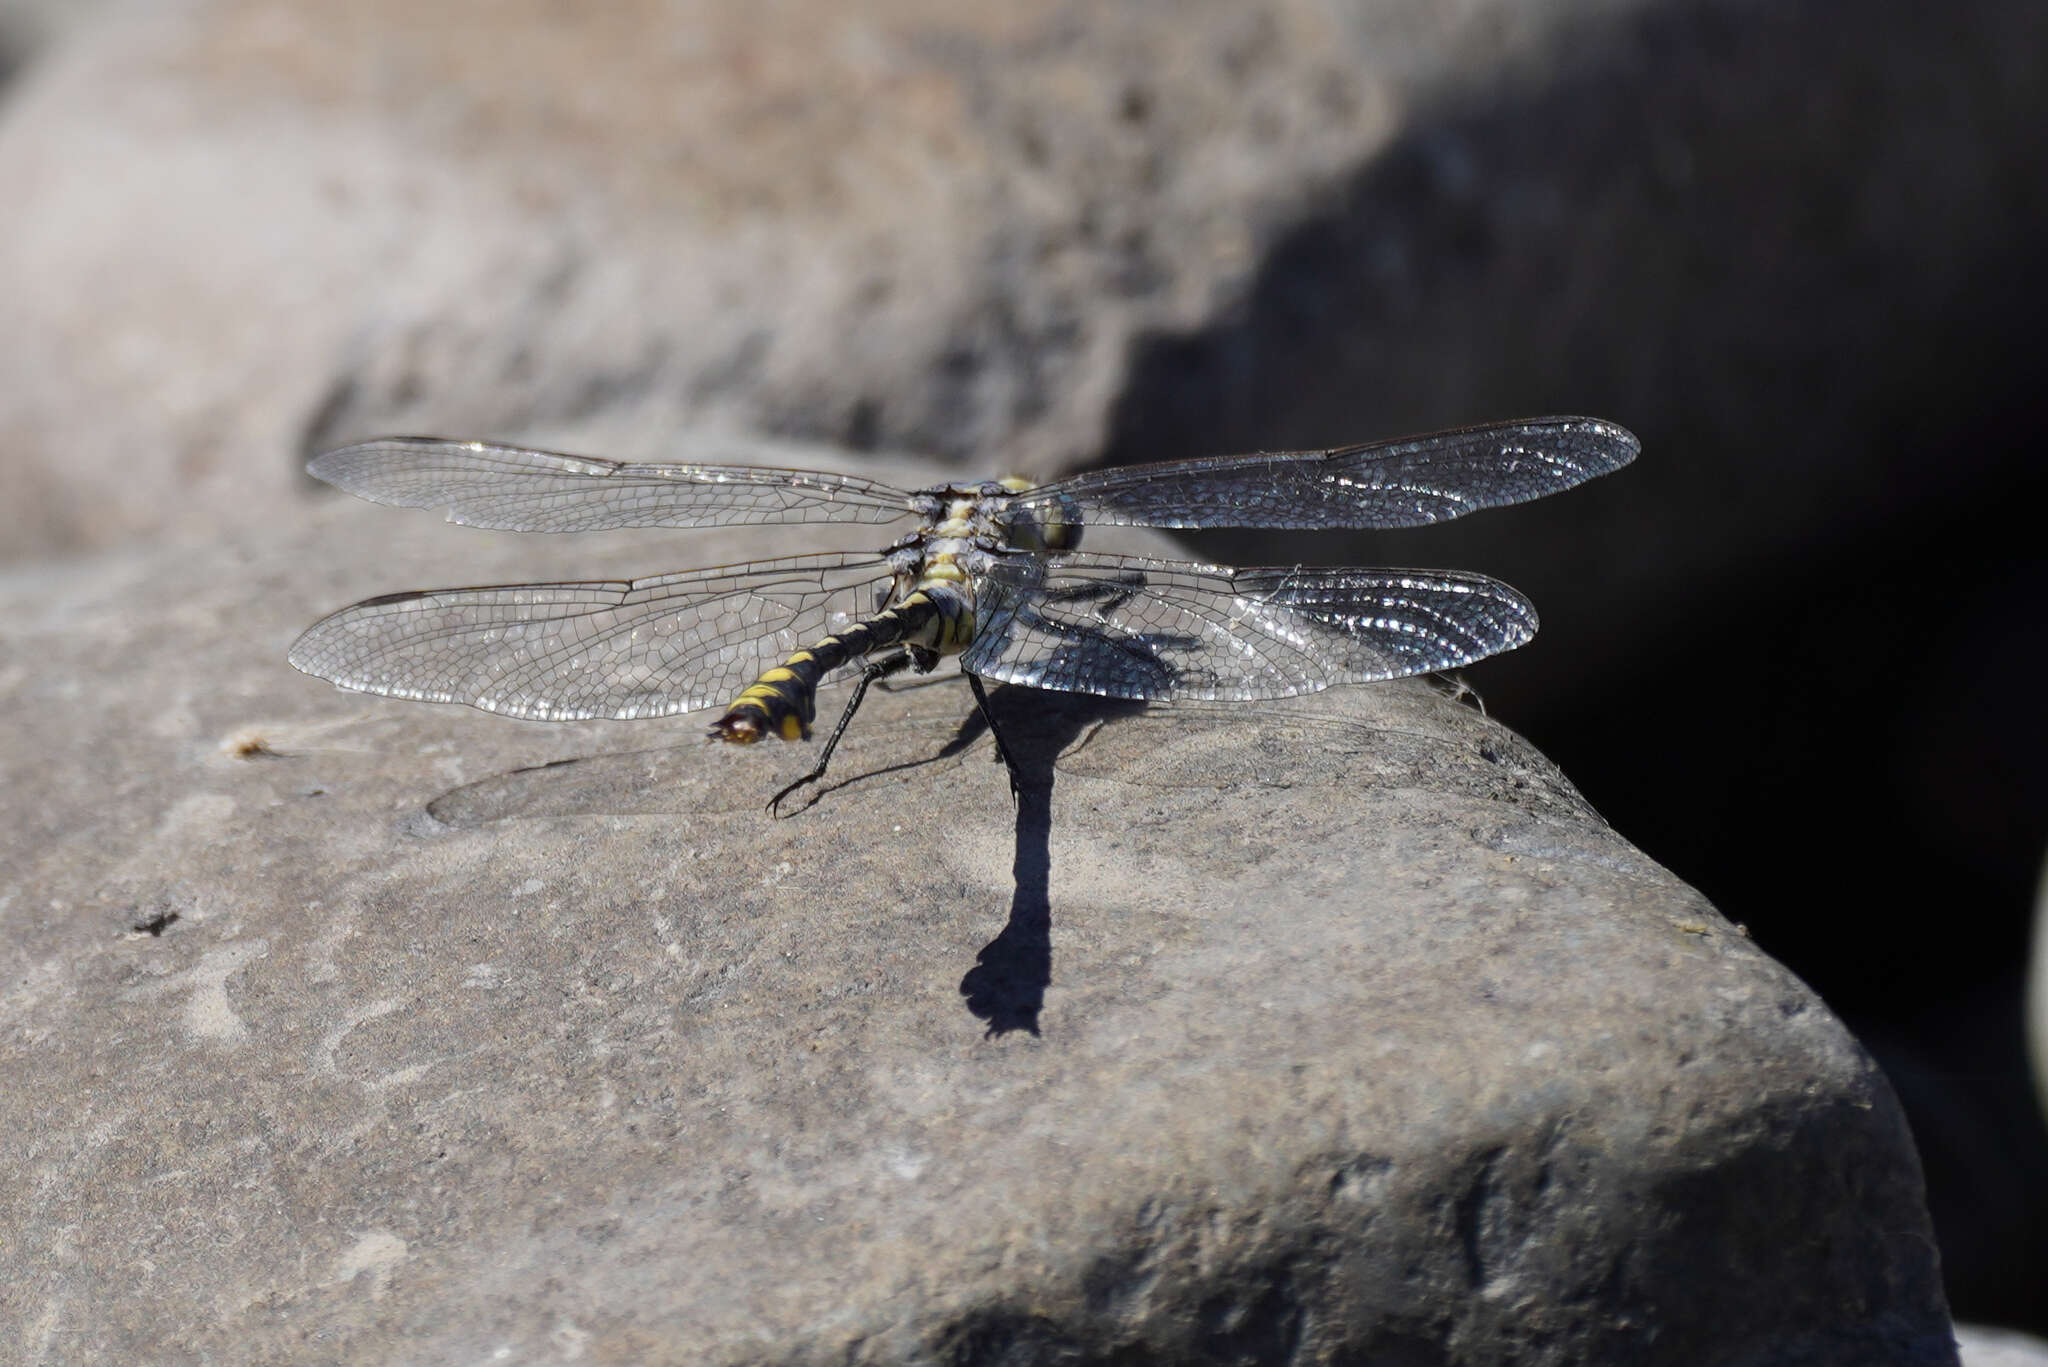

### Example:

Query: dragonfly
xmin=290 ymin=417 xmax=1638 ymax=811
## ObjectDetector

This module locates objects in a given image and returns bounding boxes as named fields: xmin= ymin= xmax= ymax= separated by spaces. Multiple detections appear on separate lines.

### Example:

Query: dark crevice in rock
xmin=1451 ymin=1145 xmax=1508 ymax=1292
xmin=129 ymin=909 xmax=180 ymax=937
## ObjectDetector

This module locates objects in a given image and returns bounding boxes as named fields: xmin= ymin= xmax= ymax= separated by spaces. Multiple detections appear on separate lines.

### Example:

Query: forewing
xmin=309 ymin=437 xmax=917 ymax=531
xmin=960 ymin=552 xmax=1537 ymax=701
xmin=290 ymin=552 xmax=894 ymax=720
xmin=1012 ymin=417 xmax=1637 ymax=531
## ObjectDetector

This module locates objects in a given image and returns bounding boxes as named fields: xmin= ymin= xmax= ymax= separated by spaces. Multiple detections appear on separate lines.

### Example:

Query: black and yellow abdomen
xmin=707 ymin=585 xmax=974 ymax=745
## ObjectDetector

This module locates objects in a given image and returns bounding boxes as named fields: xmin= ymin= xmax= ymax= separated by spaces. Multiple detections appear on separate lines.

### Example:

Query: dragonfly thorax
xmin=906 ymin=479 xmax=1083 ymax=556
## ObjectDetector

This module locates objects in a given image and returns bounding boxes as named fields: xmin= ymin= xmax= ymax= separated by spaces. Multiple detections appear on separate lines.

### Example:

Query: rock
xmin=0 ymin=0 xmax=1391 ymax=556
xmin=2032 ymin=858 xmax=2048 ymax=1131
xmin=3 ymin=0 xmax=2042 ymax=635
xmin=0 ymin=0 xmax=111 ymax=74
xmin=0 ymin=440 xmax=1953 ymax=1363
xmin=9 ymin=0 xmax=1894 ymax=566
xmin=1958 ymin=1326 xmax=2048 ymax=1367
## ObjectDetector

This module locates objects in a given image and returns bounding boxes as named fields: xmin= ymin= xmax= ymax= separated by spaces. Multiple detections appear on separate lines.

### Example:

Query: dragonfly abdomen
xmin=707 ymin=585 xmax=974 ymax=745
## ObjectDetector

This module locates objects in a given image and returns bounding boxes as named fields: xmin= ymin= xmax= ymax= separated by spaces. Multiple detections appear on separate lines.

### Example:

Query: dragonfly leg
xmin=1040 ymin=572 xmax=1144 ymax=617
xmin=767 ymin=650 xmax=913 ymax=815
xmin=966 ymin=672 xmax=1023 ymax=805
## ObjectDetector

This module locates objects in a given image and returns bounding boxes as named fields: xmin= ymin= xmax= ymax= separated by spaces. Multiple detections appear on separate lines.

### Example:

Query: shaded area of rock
xmin=2034 ymin=861 xmax=2048 ymax=1132
xmin=1080 ymin=0 xmax=2048 ymax=1319
xmin=0 ymin=444 xmax=1952 ymax=1363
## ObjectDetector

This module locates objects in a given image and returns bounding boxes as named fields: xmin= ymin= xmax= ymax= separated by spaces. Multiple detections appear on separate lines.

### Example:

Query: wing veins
xmin=1014 ymin=416 xmax=1637 ymax=531
xmin=290 ymin=551 xmax=893 ymax=720
xmin=309 ymin=437 xmax=919 ymax=531
xmin=963 ymin=552 xmax=1537 ymax=701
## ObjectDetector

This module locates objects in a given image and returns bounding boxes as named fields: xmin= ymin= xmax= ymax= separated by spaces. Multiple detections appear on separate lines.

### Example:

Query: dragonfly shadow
xmin=958 ymin=683 xmax=1144 ymax=1037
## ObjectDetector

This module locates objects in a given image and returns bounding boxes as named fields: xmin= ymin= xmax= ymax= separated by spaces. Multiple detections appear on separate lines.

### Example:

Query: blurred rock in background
xmin=1 ymin=0 xmax=2042 ymax=1338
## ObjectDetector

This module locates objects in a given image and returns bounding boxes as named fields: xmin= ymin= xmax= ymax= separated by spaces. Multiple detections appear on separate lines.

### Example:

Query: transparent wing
xmin=290 ymin=552 xmax=894 ymax=720
xmin=1012 ymin=417 xmax=1637 ymax=531
xmin=309 ymin=437 xmax=919 ymax=532
xmin=959 ymin=551 xmax=1537 ymax=701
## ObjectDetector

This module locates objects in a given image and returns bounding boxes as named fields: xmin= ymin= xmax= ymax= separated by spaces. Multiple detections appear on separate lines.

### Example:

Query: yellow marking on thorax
xmin=930 ymin=496 xmax=980 ymax=539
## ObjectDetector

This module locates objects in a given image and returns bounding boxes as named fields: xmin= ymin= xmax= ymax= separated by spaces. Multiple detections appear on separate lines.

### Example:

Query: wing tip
xmin=1448 ymin=573 xmax=1539 ymax=661
xmin=285 ymin=615 xmax=371 ymax=683
xmin=307 ymin=435 xmax=476 ymax=502
xmin=1487 ymin=579 xmax=1540 ymax=651
xmin=1538 ymin=415 xmax=1642 ymax=472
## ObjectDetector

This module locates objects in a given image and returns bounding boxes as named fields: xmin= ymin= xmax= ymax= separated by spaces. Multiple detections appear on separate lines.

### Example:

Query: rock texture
xmin=0 ymin=0 xmax=2038 ymax=701
xmin=2 ymin=0 xmax=2041 ymax=664
xmin=1959 ymin=1327 xmax=2048 ymax=1367
xmin=0 ymin=442 xmax=1953 ymax=1363
xmin=0 ymin=0 xmax=1401 ymax=555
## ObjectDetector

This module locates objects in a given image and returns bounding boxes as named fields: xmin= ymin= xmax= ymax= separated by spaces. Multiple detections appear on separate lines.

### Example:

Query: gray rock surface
xmin=0 ymin=0 xmax=112 ymax=72
xmin=0 ymin=0 xmax=1653 ymax=560
xmin=1959 ymin=1326 xmax=2048 ymax=1367
xmin=1 ymin=442 xmax=1953 ymax=1363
